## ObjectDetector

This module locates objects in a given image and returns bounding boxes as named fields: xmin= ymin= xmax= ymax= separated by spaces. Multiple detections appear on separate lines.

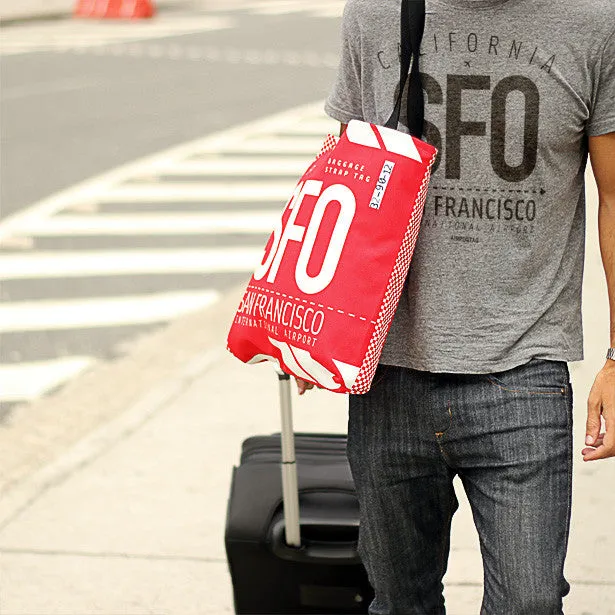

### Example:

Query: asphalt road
xmin=0 ymin=1 xmax=344 ymax=414
xmin=1 ymin=5 xmax=341 ymax=215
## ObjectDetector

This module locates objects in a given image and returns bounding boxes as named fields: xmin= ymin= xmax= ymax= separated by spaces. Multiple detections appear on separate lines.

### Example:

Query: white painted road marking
xmin=56 ymin=44 xmax=339 ymax=69
xmin=153 ymin=157 xmax=311 ymax=176
xmin=0 ymin=16 xmax=234 ymax=55
xmin=213 ymin=137 xmax=326 ymax=155
xmin=16 ymin=212 xmax=280 ymax=236
xmin=252 ymin=0 xmax=323 ymax=15
xmin=0 ymin=248 xmax=265 ymax=280
xmin=0 ymin=358 xmax=96 ymax=403
xmin=99 ymin=181 xmax=295 ymax=203
xmin=2 ymin=78 xmax=103 ymax=102
xmin=0 ymin=291 xmax=221 ymax=332
xmin=210 ymin=0 xmax=345 ymax=17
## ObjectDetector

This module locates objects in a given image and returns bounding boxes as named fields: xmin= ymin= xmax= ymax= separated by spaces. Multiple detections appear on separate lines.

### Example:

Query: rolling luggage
xmin=225 ymin=372 xmax=373 ymax=614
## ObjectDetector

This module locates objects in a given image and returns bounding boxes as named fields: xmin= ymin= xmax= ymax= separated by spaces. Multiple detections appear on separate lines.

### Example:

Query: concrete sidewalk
xmin=0 ymin=174 xmax=613 ymax=614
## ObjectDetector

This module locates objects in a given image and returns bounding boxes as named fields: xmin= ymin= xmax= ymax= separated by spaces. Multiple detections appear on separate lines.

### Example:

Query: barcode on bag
xmin=369 ymin=161 xmax=396 ymax=210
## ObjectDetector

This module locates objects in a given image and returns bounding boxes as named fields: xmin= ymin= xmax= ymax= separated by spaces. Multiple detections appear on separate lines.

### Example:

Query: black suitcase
xmin=225 ymin=372 xmax=374 ymax=614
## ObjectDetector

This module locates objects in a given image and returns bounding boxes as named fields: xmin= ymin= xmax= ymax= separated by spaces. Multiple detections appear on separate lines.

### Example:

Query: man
xmin=296 ymin=0 xmax=615 ymax=613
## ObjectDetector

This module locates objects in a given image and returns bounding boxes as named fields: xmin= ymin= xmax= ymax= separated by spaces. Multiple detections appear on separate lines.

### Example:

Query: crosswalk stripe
xmin=0 ymin=357 xmax=95 ymax=403
xmin=312 ymin=5 xmax=347 ymax=18
xmin=0 ymin=16 xmax=234 ymax=55
xmin=211 ymin=1 xmax=264 ymax=10
xmin=252 ymin=1 xmax=309 ymax=15
xmin=209 ymin=0 xmax=344 ymax=15
xmin=154 ymin=157 xmax=310 ymax=176
xmin=248 ymin=0 xmax=344 ymax=16
xmin=99 ymin=181 xmax=295 ymax=203
xmin=0 ymin=291 xmax=221 ymax=333
xmin=13 ymin=212 xmax=279 ymax=237
xmin=285 ymin=120 xmax=338 ymax=136
xmin=206 ymin=137 xmax=325 ymax=155
xmin=0 ymin=249 xmax=264 ymax=280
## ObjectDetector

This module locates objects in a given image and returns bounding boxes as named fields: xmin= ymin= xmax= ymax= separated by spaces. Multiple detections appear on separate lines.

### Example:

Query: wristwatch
xmin=608 ymin=348 xmax=615 ymax=361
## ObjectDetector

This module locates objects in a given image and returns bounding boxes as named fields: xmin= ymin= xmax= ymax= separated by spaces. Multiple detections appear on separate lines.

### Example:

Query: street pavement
xmin=0 ymin=102 xmax=337 ymax=413
xmin=1 ymin=1 xmax=342 ymax=212
xmin=0 ymin=173 xmax=613 ymax=614
xmin=0 ymin=2 xmax=342 ymax=415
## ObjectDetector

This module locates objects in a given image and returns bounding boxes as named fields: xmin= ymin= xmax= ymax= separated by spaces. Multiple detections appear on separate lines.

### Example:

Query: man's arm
xmin=583 ymin=132 xmax=615 ymax=461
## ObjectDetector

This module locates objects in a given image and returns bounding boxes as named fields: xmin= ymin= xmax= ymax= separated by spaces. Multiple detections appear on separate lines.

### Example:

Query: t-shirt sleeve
xmin=587 ymin=28 xmax=615 ymax=136
xmin=324 ymin=1 xmax=364 ymax=124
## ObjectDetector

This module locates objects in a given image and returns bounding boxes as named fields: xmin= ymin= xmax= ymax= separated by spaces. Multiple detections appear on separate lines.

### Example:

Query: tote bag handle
xmin=384 ymin=0 xmax=426 ymax=137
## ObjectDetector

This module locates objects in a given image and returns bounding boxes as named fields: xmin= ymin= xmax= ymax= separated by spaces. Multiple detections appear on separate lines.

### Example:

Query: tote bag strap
xmin=384 ymin=0 xmax=426 ymax=137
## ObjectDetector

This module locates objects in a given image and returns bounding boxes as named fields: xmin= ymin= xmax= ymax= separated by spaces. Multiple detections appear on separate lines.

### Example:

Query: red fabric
xmin=228 ymin=120 xmax=437 ymax=394
xmin=74 ymin=0 xmax=155 ymax=19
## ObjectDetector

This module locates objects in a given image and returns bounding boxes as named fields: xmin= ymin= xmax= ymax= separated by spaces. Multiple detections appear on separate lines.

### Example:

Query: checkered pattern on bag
xmin=303 ymin=134 xmax=339 ymax=177
xmin=317 ymin=134 xmax=339 ymax=158
xmin=350 ymin=151 xmax=438 ymax=394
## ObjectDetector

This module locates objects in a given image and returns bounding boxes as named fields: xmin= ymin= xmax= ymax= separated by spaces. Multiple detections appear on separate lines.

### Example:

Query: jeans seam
xmin=561 ymin=389 xmax=574 ymax=598
xmin=435 ymin=437 xmax=454 ymax=468
xmin=439 ymin=491 xmax=455 ymax=581
xmin=486 ymin=376 xmax=568 ymax=396
xmin=435 ymin=403 xmax=454 ymax=466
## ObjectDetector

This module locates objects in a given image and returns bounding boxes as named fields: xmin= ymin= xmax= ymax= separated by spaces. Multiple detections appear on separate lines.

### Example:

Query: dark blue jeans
xmin=347 ymin=359 xmax=573 ymax=615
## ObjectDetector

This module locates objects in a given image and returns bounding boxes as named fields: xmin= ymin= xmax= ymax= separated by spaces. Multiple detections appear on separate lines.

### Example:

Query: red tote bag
xmin=227 ymin=0 xmax=436 ymax=394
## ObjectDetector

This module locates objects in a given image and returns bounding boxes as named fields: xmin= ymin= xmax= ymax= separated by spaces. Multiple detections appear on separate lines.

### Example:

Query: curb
xmin=0 ymin=348 xmax=224 ymax=532
xmin=0 ymin=12 xmax=67 ymax=25
xmin=0 ymin=346 xmax=223 ymax=530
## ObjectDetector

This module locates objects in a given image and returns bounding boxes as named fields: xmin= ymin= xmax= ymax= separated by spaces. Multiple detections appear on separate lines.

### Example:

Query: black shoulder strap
xmin=384 ymin=0 xmax=426 ymax=137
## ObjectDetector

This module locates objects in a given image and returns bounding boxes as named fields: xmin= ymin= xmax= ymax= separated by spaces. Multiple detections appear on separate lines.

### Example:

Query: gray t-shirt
xmin=325 ymin=0 xmax=615 ymax=373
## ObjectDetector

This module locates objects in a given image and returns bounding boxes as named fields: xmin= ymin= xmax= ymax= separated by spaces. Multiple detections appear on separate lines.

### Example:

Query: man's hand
xmin=294 ymin=378 xmax=315 ymax=395
xmin=585 ymin=134 xmax=615 ymax=461
xmin=583 ymin=361 xmax=615 ymax=461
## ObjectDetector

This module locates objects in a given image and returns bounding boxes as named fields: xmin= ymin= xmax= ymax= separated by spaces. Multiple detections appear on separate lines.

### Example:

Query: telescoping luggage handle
xmin=274 ymin=372 xmax=362 ymax=565
xmin=276 ymin=370 xmax=302 ymax=548
xmin=274 ymin=371 xmax=363 ymax=565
